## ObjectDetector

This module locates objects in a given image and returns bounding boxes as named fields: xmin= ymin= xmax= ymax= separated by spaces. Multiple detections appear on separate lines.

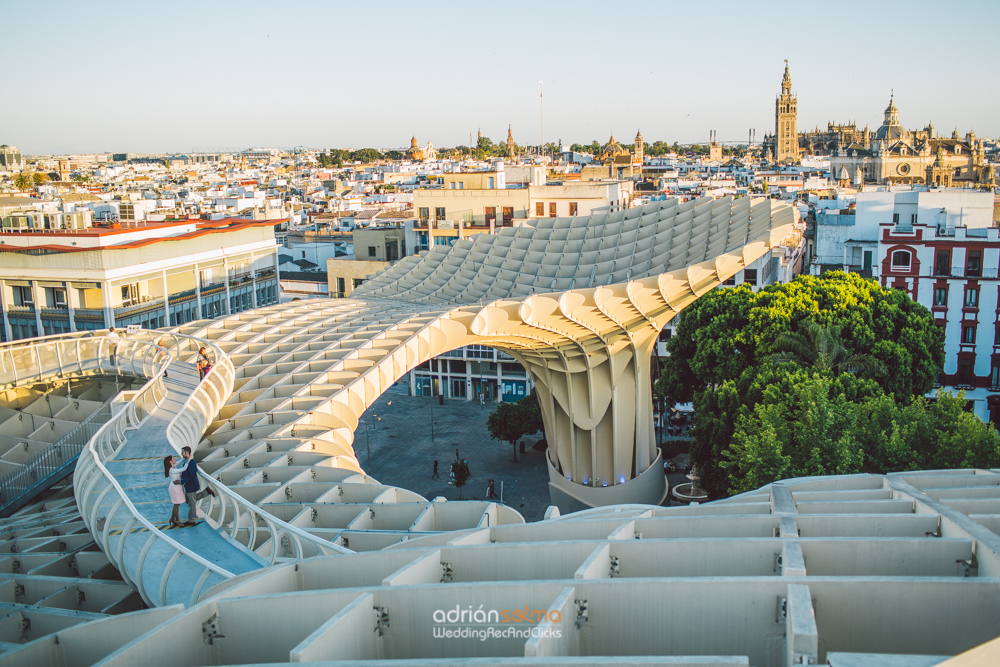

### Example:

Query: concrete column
xmin=101 ymin=281 xmax=115 ymax=328
xmin=30 ymin=281 xmax=43 ymax=336
xmin=194 ymin=262 xmax=203 ymax=319
xmin=161 ymin=271 xmax=170 ymax=327
xmin=65 ymin=281 xmax=77 ymax=333
xmin=465 ymin=350 xmax=473 ymax=401
xmin=250 ymin=251 xmax=257 ymax=309
xmin=223 ymin=257 xmax=232 ymax=315
xmin=408 ymin=369 xmax=416 ymax=396
xmin=495 ymin=350 xmax=502 ymax=402
xmin=0 ymin=281 xmax=12 ymax=342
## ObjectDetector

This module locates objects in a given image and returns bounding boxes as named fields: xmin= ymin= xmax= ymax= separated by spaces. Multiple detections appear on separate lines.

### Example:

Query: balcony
xmin=255 ymin=268 xmax=276 ymax=281
xmin=38 ymin=307 xmax=70 ymax=318
xmin=7 ymin=305 xmax=35 ymax=315
xmin=200 ymin=282 xmax=226 ymax=297
xmin=73 ymin=308 xmax=105 ymax=321
xmin=229 ymin=273 xmax=253 ymax=287
xmin=115 ymin=297 xmax=165 ymax=317
xmin=168 ymin=288 xmax=197 ymax=305
xmin=925 ymin=267 xmax=998 ymax=279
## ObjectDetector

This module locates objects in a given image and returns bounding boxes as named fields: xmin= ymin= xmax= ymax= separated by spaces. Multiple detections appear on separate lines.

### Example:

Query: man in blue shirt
xmin=179 ymin=446 xmax=200 ymax=526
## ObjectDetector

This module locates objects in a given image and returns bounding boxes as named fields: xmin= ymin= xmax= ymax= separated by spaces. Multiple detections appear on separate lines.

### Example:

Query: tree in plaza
xmin=657 ymin=273 xmax=943 ymax=408
xmin=657 ymin=272 xmax=951 ymax=497
xmin=450 ymin=459 xmax=470 ymax=498
xmin=13 ymin=171 xmax=31 ymax=190
xmin=487 ymin=389 xmax=544 ymax=463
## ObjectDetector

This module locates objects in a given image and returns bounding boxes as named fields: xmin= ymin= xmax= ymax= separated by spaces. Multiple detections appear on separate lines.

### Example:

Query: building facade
xmin=877 ymin=199 xmax=1000 ymax=424
xmin=0 ymin=218 xmax=281 ymax=341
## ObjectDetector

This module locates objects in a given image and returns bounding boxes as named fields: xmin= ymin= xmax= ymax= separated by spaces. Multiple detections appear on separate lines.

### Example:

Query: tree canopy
xmin=487 ymin=388 xmax=544 ymax=462
xmin=655 ymin=272 xmax=968 ymax=497
xmin=658 ymin=272 xmax=944 ymax=406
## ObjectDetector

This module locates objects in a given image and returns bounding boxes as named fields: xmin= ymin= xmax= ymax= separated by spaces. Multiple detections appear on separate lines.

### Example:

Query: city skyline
xmin=3 ymin=0 xmax=999 ymax=155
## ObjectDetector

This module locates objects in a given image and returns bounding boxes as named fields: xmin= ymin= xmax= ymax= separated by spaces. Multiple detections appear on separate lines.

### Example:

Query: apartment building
xmin=875 ymin=191 xmax=1000 ymax=423
xmin=0 ymin=217 xmax=282 ymax=341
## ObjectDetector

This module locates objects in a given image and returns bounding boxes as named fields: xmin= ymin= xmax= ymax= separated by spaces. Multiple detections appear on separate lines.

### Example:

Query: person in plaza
xmin=105 ymin=326 xmax=121 ymax=367
xmin=163 ymin=455 xmax=187 ymax=528
xmin=432 ymin=460 xmax=439 ymax=478
xmin=487 ymin=478 xmax=497 ymax=499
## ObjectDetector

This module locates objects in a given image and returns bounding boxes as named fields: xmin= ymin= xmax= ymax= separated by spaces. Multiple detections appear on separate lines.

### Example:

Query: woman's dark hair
xmin=163 ymin=456 xmax=173 ymax=477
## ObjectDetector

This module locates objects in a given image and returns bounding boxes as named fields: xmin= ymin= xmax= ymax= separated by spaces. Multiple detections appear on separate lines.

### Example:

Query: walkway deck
xmin=101 ymin=360 xmax=267 ymax=605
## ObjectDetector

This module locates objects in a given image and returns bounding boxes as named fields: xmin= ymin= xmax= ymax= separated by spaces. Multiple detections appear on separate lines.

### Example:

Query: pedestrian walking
xmin=105 ymin=327 xmax=121 ymax=367
xmin=432 ymin=460 xmax=439 ymax=478
xmin=197 ymin=346 xmax=213 ymax=380
xmin=487 ymin=478 xmax=497 ymax=499
xmin=157 ymin=338 xmax=168 ymax=378
xmin=455 ymin=447 xmax=460 ymax=460
xmin=164 ymin=455 xmax=186 ymax=528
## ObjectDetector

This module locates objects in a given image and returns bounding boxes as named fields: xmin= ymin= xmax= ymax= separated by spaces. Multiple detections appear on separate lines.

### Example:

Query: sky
xmin=4 ymin=0 xmax=998 ymax=155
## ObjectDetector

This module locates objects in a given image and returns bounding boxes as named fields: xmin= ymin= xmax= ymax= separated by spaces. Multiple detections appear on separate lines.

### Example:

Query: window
xmin=353 ymin=278 xmax=365 ymax=288
xmin=435 ymin=207 xmax=446 ymax=221
xmin=958 ymin=358 xmax=974 ymax=386
xmin=485 ymin=207 xmax=496 ymax=225
xmin=967 ymin=250 xmax=982 ymax=277
xmin=549 ymin=203 xmax=557 ymax=218
xmin=337 ymin=277 xmax=345 ymax=296
xmin=965 ymin=287 xmax=979 ymax=307
xmin=935 ymin=250 xmax=951 ymax=276
xmin=891 ymin=251 xmax=911 ymax=268
xmin=502 ymin=207 xmax=513 ymax=225
xmin=963 ymin=326 xmax=976 ymax=344
xmin=459 ymin=182 xmax=464 ymax=189
xmin=743 ymin=269 xmax=758 ymax=286
xmin=535 ymin=202 xmax=544 ymax=217
xmin=449 ymin=182 xmax=455 ymax=189
xmin=892 ymin=213 xmax=899 ymax=223
xmin=367 ymin=246 xmax=376 ymax=258
xmin=418 ymin=207 xmax=429 ymax=222
xmin=911 ymin=214 xmax=918 ymax=224
xmin=933 ymin=287 xmax=948 ymax=306
xmin=992 ymin=364 xmax=1000 ymax=390
xmin=487 ymin=177 xmax=495 ymax=189
xmin=569 ymin=202 xmax=578 ymax=216
xmin=13 ymin=285 xmax=33 ymax=307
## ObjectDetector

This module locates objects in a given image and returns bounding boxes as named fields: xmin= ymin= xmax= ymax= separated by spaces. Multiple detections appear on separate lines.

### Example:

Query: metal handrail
xmin=0 ymin=403 xmax=113 ymax=517
xmin=151 ymin=332 xmax=349 ymax=562
xmin=72 ymin=337 xmax=239 ymax=607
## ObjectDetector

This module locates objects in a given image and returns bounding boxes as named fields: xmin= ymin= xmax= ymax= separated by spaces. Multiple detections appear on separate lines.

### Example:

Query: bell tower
xmin=775 ymin=60 xmax=799 ymax=162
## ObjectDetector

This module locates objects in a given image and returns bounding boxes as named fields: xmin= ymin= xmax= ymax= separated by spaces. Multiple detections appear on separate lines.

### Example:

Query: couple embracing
xmin=163 ymin=446 xmax=215 ymax=528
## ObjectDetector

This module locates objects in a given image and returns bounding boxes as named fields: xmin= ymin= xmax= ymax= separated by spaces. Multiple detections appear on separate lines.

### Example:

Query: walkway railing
xmin=0 ymin=332 xmax=164 ymax=516
xmin=0 ymin=403 xmax=112 ymax=517
xmin=2 ymin=329 xmax=346 ymax=607
xmin=149 ymin=331 xmax=349 ymax=563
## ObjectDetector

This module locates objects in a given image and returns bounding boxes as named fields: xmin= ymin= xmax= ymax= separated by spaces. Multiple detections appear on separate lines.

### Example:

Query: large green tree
xmin=658 ymin=272 xmax=944 ymax=406
xmin=658 ymin=272 xmax=950 ymax=497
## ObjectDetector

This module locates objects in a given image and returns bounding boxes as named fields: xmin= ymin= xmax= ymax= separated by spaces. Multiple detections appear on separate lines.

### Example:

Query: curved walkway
xmin=100 ymin=357 xmax=266 ymax=604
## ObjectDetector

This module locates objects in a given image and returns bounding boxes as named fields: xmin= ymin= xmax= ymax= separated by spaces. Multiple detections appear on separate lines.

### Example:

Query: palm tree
xmin=13 ymin=171 xmax=31 ymax=191
xmin=769 ymin=322 xmax=886 ymax=377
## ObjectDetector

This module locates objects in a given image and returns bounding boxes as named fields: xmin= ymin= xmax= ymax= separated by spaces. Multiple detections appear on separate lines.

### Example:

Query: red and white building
xmin=877 ymin=189 xmax=999 ymax=423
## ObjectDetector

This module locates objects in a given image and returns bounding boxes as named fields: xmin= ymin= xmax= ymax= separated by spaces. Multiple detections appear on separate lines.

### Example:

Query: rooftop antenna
xmin=539 ymin=78 xmax=544 ymax=159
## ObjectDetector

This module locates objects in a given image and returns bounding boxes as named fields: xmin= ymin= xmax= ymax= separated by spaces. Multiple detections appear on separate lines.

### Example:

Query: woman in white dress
xmin=163 ymin=455 xmax=187 ymax=528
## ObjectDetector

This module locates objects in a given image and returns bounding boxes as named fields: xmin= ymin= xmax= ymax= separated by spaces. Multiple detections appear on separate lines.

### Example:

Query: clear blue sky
xmin=4 ymin=0 xmax=997 ymax=155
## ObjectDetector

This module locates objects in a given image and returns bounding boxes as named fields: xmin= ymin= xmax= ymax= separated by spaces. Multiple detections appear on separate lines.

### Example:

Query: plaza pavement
xmin=353 ymin=392 xmax=687 ymax=522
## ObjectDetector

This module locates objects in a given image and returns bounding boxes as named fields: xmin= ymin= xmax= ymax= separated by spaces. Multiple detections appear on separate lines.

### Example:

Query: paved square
xmin=353 ymin=392 xmax=553 ymax=522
